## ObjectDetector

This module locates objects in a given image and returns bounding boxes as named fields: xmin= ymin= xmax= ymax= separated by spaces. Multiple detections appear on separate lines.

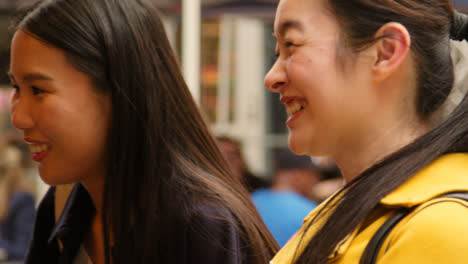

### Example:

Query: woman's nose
xmin=264 ymin=59 xmax=287 ymax=93
xmin=10 ymin=95 xmax=34 ymax=130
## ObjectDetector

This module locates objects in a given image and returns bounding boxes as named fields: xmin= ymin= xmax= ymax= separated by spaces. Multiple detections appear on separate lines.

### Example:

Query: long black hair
xmin=295 ymin=0 xmax=468 ymax=263
xmin=12 ymin=0 xmax=278 ymax=263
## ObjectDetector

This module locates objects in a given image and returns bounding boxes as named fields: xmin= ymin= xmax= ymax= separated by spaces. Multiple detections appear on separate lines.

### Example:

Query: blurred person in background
xmin=309 ymin=156 xmax=344 ymax=203
xmin=308 ymin=177 xmax=344 ymax=203
xmin=216 ymin=136 xmax=269 ymax=192
xmin=310 ymin=156 xmax=342 ymax=180
xmin=251 ymin=149 xmax=319 ymax=246
xmin=0 ymin=142 xmax=35 ymax=262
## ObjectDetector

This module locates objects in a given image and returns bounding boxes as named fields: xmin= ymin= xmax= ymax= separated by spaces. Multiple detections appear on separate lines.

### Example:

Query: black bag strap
xmin=360 ymin=191 xmax=468 ymax=264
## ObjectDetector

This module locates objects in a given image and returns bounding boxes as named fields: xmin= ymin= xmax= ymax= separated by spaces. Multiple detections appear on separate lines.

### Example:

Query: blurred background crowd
xmin=0 ymin=0 xmax=468 ymax=262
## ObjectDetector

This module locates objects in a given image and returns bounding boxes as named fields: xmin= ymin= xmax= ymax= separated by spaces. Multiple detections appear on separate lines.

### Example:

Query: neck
xmin=80 ymin=173 xmax=105 ymax=215
xmin=334 ymin=117 xmax=429 ymax=183
xmin=81 ymin=174 xmax=106 ymax=264
xmin=85 ymin=210 xmax=106 ymax=264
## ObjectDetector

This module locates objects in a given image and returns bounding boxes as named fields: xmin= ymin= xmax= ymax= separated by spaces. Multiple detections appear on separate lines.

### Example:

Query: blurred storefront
xmin=160 ymin=0 xmax=282 ymax=178
xmin=454 ymin=0 xmax=468 ymax=10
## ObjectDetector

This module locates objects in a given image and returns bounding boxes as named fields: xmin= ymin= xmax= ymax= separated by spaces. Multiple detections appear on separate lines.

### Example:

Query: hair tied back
xmin=451 ymin=10 xmax=468 ymax=41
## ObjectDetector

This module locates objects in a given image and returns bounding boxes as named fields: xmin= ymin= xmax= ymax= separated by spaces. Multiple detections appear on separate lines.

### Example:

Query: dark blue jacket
xmin=25 ymin=184 xmax=252 ymax=263
xmin=0 ymin=191 xmax=36 ymax=260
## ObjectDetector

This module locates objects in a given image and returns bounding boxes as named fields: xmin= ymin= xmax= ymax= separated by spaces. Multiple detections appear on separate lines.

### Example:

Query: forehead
xmin=10 ymin=30 xmax=67 ymax=74
xmin=274 ymin=0 xmax=333 ymax=37
xmin=10 ymin=30 xmax=101 ymax=91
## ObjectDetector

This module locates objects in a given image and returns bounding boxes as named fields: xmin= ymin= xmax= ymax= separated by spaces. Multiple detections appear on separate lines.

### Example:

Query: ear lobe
xmin=372 ymin=22 xmax=411 ymax=83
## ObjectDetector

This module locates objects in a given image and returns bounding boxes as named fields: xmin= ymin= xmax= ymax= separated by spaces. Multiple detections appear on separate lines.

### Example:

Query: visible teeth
xmin=286 ymin=101 xmax=306 ymax=116
xmin=30 ymin=144 xmax=48 ymax=154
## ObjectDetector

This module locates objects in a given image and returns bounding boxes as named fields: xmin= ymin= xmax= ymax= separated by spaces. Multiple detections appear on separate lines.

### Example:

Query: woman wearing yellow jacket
xmin=264 ymin=0 xmax=468 ymax=263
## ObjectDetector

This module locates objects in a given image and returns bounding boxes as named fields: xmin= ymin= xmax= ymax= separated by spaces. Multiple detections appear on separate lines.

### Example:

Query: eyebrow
xmin=7 ymin=72 xmax=54 ymax=83
xmin=274 ymin=19 xmax=304 ymax=38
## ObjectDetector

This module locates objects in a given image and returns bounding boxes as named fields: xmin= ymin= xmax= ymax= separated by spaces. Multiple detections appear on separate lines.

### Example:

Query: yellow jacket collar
xmin=381 ymin=153 xmax=468 ymax=207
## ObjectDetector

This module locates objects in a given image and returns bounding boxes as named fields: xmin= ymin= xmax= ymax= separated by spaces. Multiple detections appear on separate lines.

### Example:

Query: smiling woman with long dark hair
xmin=8 ymin=0 xmax=278 ymax=263
xmin=265 ymin=0 xmax=468 ymax=263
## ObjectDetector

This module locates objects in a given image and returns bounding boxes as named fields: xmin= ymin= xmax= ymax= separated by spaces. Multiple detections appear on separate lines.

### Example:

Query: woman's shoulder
xmin=378 ymin=197 xmax=468 ymax=263
xmin=396 ymin=196 xmax=468 ymax=236
xmin=181 ymin=199 xmax=247 ymax=263
xmin=189 ymin=200 xmax=236 ymax=221
xmin=185 ymin=199 xmax=240 ymax=237
xmin=401 ymin=196 xmax=468 ymax=235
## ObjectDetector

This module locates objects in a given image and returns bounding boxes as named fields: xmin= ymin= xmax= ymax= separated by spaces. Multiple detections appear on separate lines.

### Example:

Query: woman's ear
xmin=372 ymin=22 xmax=411 ymax=83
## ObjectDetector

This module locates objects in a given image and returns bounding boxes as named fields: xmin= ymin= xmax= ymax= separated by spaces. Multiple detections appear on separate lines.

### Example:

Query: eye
xmin=32 ymin=86 xmax=45 ymax=95
xmin=273 ymin=40 xmax=296 ymax=59
xmin=11 ymin=84 xmax=19 ymax=92
xmin=284 ymin=41 xmax=294 ymax=48
xmin=10 ymin=84 xmax=20 ymax=97
xmin=9 ymin=84 xmax=20 ymax=101
xmin=274 ymin=45 xmax=280 ymax=59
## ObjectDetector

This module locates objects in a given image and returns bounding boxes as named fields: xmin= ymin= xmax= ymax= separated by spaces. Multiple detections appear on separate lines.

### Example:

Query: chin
xmin=288 ymin=134 xmax=308 ymax=155
xmin=39 ymin=175 xmax=63 ymax=186
xmin=288 ymin=133 xmax=327 ymax=157
xmin=39 ymin=167 xmax=75 ymax=186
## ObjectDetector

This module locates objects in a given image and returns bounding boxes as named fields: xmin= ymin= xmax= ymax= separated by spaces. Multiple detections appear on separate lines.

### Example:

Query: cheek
xmin=39 ymin=99 xmax=107 ymax=148
xmin=286 ymin=59 xmax=316 ymax=90
xmin=290 ymin=46 xmax=336 ymax=68
xmin=287 ymin=49 xmax=338 ymax=85
xmin=34 ymin=102 xmax=67 ymax=140
xmin=49 ymin=108 xmax=108 ymax=175
xmin=288 ymin=62 xmax=342 ymax=111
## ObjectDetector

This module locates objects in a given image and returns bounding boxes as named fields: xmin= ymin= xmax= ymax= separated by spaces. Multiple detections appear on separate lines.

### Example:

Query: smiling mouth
xmin=29 ymin=144 xmax=50 ymax=162
xmin=286 ymin=101 xmax=307 ymax=117
xmin=30 ymin=144 xmax=49 ymax=154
